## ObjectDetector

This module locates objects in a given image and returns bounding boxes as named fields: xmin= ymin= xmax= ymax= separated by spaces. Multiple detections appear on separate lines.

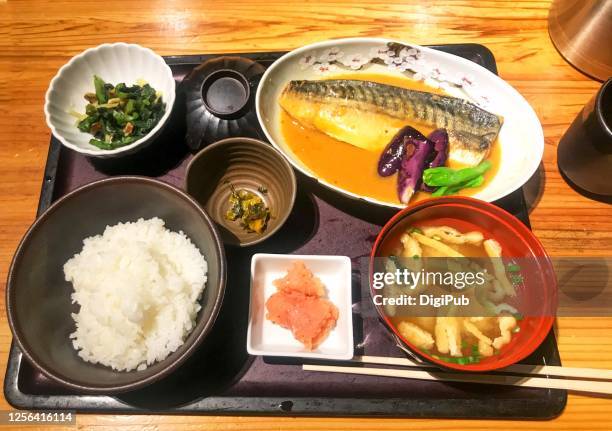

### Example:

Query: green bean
xmin=423 ymin=160 xmax=492 ymax=187
xmin=431 ymin=175 xmax=485 ymax=197
xmin=93 ymin=75 xmax=107 ymax=104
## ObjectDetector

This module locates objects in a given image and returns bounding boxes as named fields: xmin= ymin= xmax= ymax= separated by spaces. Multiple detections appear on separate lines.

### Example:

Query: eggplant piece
xmin=421 ymin=129 xmax=449 ymax=192
xmin=397 ymin=133 xmax=435 ymax=204
xmin=378 ymin=126 xmax=428 ymax=177
xmin=427 ymin=129 xmax=449 ymax=169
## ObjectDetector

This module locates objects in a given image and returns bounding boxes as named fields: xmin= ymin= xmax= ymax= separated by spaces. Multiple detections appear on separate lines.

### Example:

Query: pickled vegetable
xmin=225 ymin=185 xmax=270 ymax=234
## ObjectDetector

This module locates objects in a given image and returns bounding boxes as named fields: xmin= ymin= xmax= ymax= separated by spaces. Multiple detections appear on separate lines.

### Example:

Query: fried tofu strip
xmin=483 ymin=239 xmax=516 ymax=296
xmin=382 ymin=285 xmax=402 ymax=317
xmin=400 ymin=233 xmax=422 ymax=257
xmin=422 ymin=226 xmax=484 ymax=246
xmin=435 ymin=317 xmax=462 ymax=357
xmin=400 ymin=233 xmax=423 ymax=272
xmin=478 ymin=339 xmax=494 ymax=357
xmin=411 ymin=232 xmax=465 ymax=258
xmin=469 ymin=316 xmax=497 ymax=333
xmin=463 ymin=320 xmax=492 ymax=345
xmin=398 ymin=321 xmax=435 ymax=351
xmin=434 ymin=318 xmax=449 ymax=355
xmin=412 ymin=316 xmax=436 ymax=334
xmin=493 ymin=315 xmax=518 ymax=350
xmin=382 ymin=259 xmax=401 ymax=317
xmin=464 ymin=320 xmax=495 ymax=357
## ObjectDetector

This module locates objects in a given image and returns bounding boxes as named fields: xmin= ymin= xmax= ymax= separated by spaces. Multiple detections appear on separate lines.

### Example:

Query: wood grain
xmin=1 ymin=0 xmax=611 ymax=429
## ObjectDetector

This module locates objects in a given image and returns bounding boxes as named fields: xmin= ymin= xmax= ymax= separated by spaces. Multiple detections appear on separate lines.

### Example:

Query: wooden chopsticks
xmin=302 ymin=356 xmax=612 ymax=395
xmin=355 ymin=355 xmax=612 ymax=380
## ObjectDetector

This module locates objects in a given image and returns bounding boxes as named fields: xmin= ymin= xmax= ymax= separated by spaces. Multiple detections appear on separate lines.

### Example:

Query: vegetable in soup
xmin=386 ymin=224 xmax=520 ymax=364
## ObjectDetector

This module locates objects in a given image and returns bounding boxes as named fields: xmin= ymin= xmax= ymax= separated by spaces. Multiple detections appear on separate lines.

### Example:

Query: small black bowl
xmin=182 ymin=56 xmax=266 ymax=150
xmin=6 ymin=177 xmax=226 ymax=394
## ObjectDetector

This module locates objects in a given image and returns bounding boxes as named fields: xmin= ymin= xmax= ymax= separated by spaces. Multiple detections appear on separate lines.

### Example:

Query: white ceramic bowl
xmin=44 ymin=43 xmax=176 ymax=158
xmin=247 ymin=254 xmax=354 ymax=360
xmin=256 ymin=37 xmax=544 ymax=208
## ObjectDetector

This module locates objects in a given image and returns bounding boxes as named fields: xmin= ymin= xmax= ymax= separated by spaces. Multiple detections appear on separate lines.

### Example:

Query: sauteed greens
xmin=76 ymin=75 xmax=166 ymax=150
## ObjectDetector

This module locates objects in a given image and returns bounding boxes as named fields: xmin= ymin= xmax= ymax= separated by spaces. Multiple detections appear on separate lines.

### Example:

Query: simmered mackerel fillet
xmin=266 ymin=261 xmax=339 ymax=350
xmin=279 ymin=79 xmax=503 ymax=166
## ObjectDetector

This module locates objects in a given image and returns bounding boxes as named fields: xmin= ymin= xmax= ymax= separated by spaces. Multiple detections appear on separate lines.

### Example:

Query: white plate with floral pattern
xmin=255 ymin=38 xmax=543 ymax=208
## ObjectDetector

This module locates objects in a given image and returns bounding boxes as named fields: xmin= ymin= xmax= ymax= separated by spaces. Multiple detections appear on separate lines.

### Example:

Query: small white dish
xmin=44 ymin=42 xmax=176 ymax=158
xmin=247 ymin=254 xmax=354 ymax=360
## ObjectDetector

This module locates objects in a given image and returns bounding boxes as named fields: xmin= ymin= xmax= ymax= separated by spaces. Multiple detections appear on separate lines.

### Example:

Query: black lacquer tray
xmin=4 ymin=44 xmax=567 ymax=418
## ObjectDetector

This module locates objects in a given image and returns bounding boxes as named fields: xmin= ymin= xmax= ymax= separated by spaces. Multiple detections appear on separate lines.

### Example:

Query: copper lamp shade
xmin=549 ymin=0 xmax=612 ymax=81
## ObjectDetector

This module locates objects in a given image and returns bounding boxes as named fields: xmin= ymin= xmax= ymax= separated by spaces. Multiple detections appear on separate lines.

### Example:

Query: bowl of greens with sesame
xmin=44 ymin=43 xmax=175 ymax=158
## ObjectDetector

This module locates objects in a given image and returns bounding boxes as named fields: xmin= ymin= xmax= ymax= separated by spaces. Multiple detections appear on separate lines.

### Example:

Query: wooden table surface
xmin=1 ymin=0 xmax=611 ymax=429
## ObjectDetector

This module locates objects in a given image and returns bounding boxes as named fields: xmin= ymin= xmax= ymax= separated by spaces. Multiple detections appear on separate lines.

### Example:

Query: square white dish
xmin=247 ymin=253 xmax=354 ymax=360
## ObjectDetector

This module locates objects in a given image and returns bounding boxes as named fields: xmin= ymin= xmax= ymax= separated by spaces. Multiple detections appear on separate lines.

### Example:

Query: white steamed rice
xmin=63 ymin=217 xmax=208 ymax=371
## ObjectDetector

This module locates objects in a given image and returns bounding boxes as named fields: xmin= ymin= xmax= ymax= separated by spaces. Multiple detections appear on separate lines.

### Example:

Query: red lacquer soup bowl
xmin=370 ymin=196 xmax=557 ymax=372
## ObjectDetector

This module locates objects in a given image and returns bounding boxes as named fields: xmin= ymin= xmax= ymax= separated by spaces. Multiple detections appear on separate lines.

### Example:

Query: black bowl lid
xmin=202 ymin=69 xmax=250 ymax=119
xmin=182 ymin=57 xmax=266 ymax=150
